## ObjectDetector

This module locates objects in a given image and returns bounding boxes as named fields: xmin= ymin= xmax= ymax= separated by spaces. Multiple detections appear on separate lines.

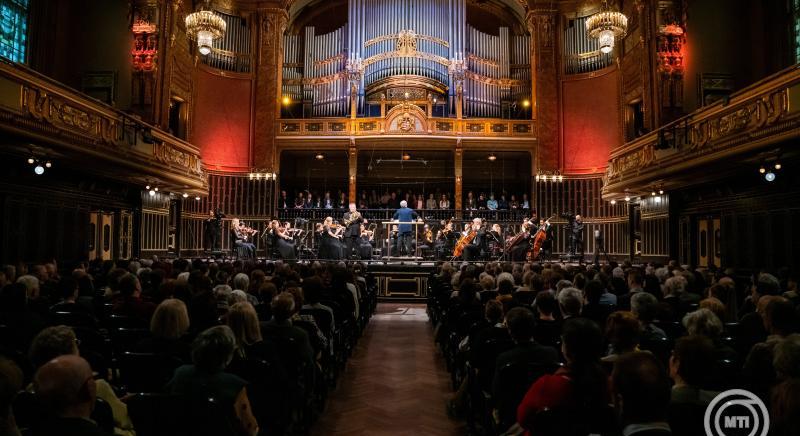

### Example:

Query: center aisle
xmin=311 ymin=303 xmax=466 ymax=436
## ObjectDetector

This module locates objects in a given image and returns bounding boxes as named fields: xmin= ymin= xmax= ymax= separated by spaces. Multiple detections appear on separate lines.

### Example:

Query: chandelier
xmin=185 ymin=1 xmax=226 ymax=56
xmin=585 ymin=0 xmax=628 ymax=54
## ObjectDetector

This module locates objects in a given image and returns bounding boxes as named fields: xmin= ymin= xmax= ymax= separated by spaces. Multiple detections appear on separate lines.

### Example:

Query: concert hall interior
xmin=1 ymin=0 xmax=800 ymax=435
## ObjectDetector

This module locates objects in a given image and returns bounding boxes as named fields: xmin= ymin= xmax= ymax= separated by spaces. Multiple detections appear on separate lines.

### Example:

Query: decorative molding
xmin=364 ymin=31 xmax=449 ymax=48
xmin=465 ymin=71 xmax=523 ymax=87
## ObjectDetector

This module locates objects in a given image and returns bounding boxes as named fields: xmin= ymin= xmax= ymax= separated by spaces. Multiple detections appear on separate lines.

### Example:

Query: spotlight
xmin=654 ymin=196 xmax=662 ymax=203
xmin=765 ymin=171 xmax=776 ymax=182
xmin=27 ymin=157 xmax=34 ymax=164
xmin=658 ymin=189 xmax=664 ymax=195
xmin=148 ymin=189 xmax=156 ymax=196
xmin=557 ymin=175 xmax=563 ymax=182
xmin=195 ymin=196 xmax=201 ymax=201
xmin=182 ymin=193 xmax=189 ymax=198
xmin=402 ymin=153 xmax=411 ymax=160
xmin=145 ymin=185 xmax=151 ymax=190
xmin=34 ymin=164 xmax=44 ymax=175
xmin=154 ymin=187 xmax=159 ymax=192
xmin=651 ymin=191 xmax=656 ymax=196
xmin=610 ymin=199 xmax=617 ymax=205
xmin=488 ymin=154 xmax=497 ymax=161
xmin=759 ymin=166 xmax=766 ymax=174
xmin=522 ymin=99 xmax=530 ymax=108
xmin=432 ymin=97 xmax=437 ymax=103
xmin=315 ymin=153 xmax=325 ymax=160
xmin=624 ymin=195 xmax=630 ymax=201
xmin=282 ymin=96 xmax=291 ymax=105
xmin=535 ymin=174 xmax=540 ymax=182
xmin=404 ymin=92 xmax=410 ymax=99
xmin=45 ymin=161 xmax=52 ymax=168
xmin=775 ymin=162 xmax=782 ymax=170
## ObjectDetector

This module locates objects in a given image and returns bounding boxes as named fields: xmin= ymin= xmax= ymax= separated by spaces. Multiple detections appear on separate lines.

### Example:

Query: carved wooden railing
xmin=276 ymin=117 xmax=535 ymax=138
xmin=0 ymin=60 xmax=207 ymax=193
xmin=602 ymin=64 xmax=800 ymax=199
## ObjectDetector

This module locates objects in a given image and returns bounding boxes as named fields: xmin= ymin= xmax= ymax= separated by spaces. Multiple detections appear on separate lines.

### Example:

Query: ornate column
xmin=454 ymin=140 xmax=463 ymax=217
xmin=449 ymin=53 xmax=466 ymax=124
xmin=527 ymin=6 xmax=560 ymax=173
xmin=253 ymin=6 xmax=288 ymax=171
xmin=348 ymin=140 xmax=357 ymax=202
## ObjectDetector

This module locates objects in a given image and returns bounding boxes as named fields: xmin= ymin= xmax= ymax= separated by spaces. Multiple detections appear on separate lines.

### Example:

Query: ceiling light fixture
xmin=185 ymin=0 xmax=226 ymax=56
xmin=315 ymin=153 xmax=325 ymax=160
xmin=488 ymin=153 xmax=497 ymax=161
xmin=586 ymin=0 xmax=628 ymax=54
xmin=765 ymin=171 xmax=776 ymax=182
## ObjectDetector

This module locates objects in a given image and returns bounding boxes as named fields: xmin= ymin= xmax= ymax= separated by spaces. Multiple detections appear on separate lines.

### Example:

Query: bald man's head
xmin=34 ymin=355 xmax=95 ymax=418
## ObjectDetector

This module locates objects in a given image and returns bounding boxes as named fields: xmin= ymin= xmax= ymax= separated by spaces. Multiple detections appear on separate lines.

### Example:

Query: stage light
xmin=610 ymin=199 xmax=617 ymax=205
xmin=759 ymin=165 xmax=766 ymax=174
xmin=775 ymin=162 xmax=781 ymax=170
xmin=624 ymin=195 xmax=630 ymax=201
xmin=282 ymin=96 xmax=291 ymax=105
xmin=145 ymin=185 xmax=151 ymax=190
xmin=404 ymin=91 xmax=409 ymax=99
xmin=658 ymin=189 xmax=664 ymax=195
xmin=488 ymin=153 xmax=497 ymax=161
xmin=654 ymin=195 xmax=662 ymax=203
xmin=195 ymin=196 xmax=201 ymax=201
xmin=535 ymin=174 xmax=540 ymax=182
xmin=34 ymin=164 xmax=44 ymax=175
xmin=432 ymin=97 xmax=437 ymax=103
xmin=182 ymin=193 xmax=189 ymax=198
xmin=315 ymin=153 xmax=325 ymax=160
xmin=154 ymin=187 xmax=159 ymax=192
xmin=402 ymin=153 xmax=411 ymax=160
xmin=651 ymin=191 xmax=656 ymax=196
xmin=27 ymin=157 xmax=34 ymax=164
xmin=45 ymin=161 xmax=52 ymax=168
xmin=148 ymin=189 xmax=156 ymax=196
xmin=557 ymin=175 xmax=564 ymax=182
xmin=765 ymin=171 xmax=776 ymax=182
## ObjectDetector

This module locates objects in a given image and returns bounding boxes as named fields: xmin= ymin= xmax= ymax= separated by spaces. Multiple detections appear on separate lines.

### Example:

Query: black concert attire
xmin=233 ymin=226 xmax=256 ymax=259
xmin=205 ymin=209 xmax=224 ymax=251
xmin=570 ymin=219 xmax=585 ymax=259
xmin=342 ymin=210 xmax=363 ymax=259
xmin=462 ymin=229 xmax=486 ymax=261
xmin=510 ymin=226 xmax=534 ymax=262
xmin=539 ymin=222 xmax=555 ymax=262
xmin=319 ymin=225 xmax=342 ymax=259
xmin=358 ymin=232 xmax=374 ymax=260
xmin=278 ymin=195 xmax=290 ymax=209
xmin=272 ymin=228 xmax=296 ymax=260
xmin=487 ymin=229 xmax=503 ymax=259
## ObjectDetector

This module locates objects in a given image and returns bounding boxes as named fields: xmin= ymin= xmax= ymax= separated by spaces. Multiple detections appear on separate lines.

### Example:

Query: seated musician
xmin=486 ymin=223 xmax=504 ymax=258
xmin=319 ymin=217 xmax=343 ymax=259
xmin=231 ymin=218 xmax=256 ymax=259
xmin=509 ymin=218 xmax=535 ymax=262
xmin=417 ymin=224 xmax=434 ymax=257
xmin=462 ymin=218 xmax=485 ymax=261
xmin=538 ymin=217 xmax=555 ymax=262
xmin=435 ymin=221 xmax=456 ymax=260
xmin=358 ymin=224 xmax=374 ymax=260
xmin=385 ymin=224 xmax=399 ymax=257
xmin=270 ymin=220 xmax=296 ymax=261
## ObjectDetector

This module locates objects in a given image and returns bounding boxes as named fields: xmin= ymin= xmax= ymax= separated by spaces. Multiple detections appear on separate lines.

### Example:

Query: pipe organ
xmin=563 ymin=15 xmax=613 ymax=75
xmin=281 ymin=0 xmax=531 ymax=118
xmin=201 ymin=12 xmax=252 ymax=73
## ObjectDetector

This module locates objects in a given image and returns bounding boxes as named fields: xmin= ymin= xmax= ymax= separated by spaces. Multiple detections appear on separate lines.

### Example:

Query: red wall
xmin=561 ymin=68 xmax=620 ymax=174
xmin=193 ymin=70 xmax=252 ymax=172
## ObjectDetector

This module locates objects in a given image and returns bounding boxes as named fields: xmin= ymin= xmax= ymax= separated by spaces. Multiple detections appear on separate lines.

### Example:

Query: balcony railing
xmin=276 ymin=117 xmax=535 ymax=138
xmin=278 ymin=208 xmax=533 ymax=223
xmin=602 ymin=64 xmax=800 ymax=199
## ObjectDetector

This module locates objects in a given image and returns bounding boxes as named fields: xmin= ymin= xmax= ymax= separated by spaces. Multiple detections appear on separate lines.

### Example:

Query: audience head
xmin=0 ymin=357 xmax=22 ymax=429
xmin=664 ymin=275 xmax=687 ymax=297
xmin=773 ymin=334 xmax=800 ymax=379
xmin=484 ymin=300 xmax=503 ymax=324
xmin=764 ymin=297 xmax=797 ymax=336
xmin=683 ymin=308 xmax=723 ymax=339
xmin=669 ymin=335 xmax=714 ymax=386
xmin=605 ymin=311 xmax=641 ymax=354
xmin=534 ymin=291 xmax=557 ymax=318
xmin=561 ymin=317 xmax=604 ymax=366
xmin=29 ymin=325 xmax=79 ymax=370
xmin=232 ymin=273 xmax=250 ymax=292
xmin=583 ymin=280 xmax=605 ymax=305
xmin=699 ymin=297 xmax=727 ymax=323
xmin=771 ymin=379 xmax=800 ymax=436
xmin=557 ymin=287 xmax=583 ymax=318
xmin=631 ymin=292 xmax=659 ymax=323
xmin=118 ymin=273 xmax=141 ymax=298
xmin=150 ymin=298 xmax=190 ymax=340
xmin=496 ymin=272 xmax=515 ymax=294
xmin=227 ymin=302 xmax=263 ymax=347
xmin=505 ymin=307 xmax=535 ymax=344
xmin=753 ymin=272 xmax=781 ymax=301
xmin=191 ymin=325 xmax=237 ymax=372
xmin=270 ymin=292 xmax=296 ymax=322
xmin=612 ymin=351 xmax=671 ymax=425
xmin=15 ymin=275 xmax=39 ymax=299
xmin=34 ymin=355 xmax=96 ymax=418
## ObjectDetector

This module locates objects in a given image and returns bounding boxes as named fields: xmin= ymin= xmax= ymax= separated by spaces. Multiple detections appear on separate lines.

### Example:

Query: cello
xmin=528 ymin=215 xmax=555 ymax=261
xmin=453 ymin=229 xmax=477 ymax=258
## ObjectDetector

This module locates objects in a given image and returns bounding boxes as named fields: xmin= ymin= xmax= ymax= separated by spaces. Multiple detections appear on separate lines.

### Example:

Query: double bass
xmin=529 ymin=215 xmax=556 ymax=261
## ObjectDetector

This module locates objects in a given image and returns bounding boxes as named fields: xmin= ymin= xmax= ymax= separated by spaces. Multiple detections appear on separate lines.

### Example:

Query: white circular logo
xmin=704 ymin=389 xmax=769 ymax=436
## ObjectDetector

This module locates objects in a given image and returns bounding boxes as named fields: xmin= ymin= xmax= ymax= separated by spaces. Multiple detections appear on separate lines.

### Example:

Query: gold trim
xmin=364 ymin=32 xmax=449 ymax=48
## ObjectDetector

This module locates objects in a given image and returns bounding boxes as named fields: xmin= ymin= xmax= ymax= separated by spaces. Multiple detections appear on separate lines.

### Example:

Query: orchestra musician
xmin=385 ymin=224 xmax=399 ymax=257
xmin=358 ymin=224 xmax=374 ymax=260
xmin=435 ymin=220 xmax=457 ymax=260
xmin=538 ymin=217 xmax=555 ymax=262
xmin=343 ymin=203 xmax=366 ymax=260
xmin=269 ymin=220 xmax=296 ymax=260
xmin=392 ymin=200 xmax=419 ymax=256
xmin=417 ymin=224 xmax=434 ymax=257
xmin=231 ymin=218 xmax=256 ymax=259
xmin=205 ymin=207 xmax=225 ymax=251
xmin=572 ymin=214 xmax=585 ymax=261
xmin=509 ymin=217 xmax=535 ymax=262
xmin=319 ymin=216 xmax=344 ymax=259
xmin=462 ymin=218 xmax=486 ymax=261
xmin=487 ymin=223 xmax=504 ymax=258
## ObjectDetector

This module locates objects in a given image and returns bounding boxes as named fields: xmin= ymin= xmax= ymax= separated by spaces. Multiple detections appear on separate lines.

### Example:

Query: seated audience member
xmin=0 ymin=283 xmax=46 ymax=352
xmin=683 ymin=308 xmax=737 ymax=362
xmin=301 ymin=276 xmax=336 ymax=336
xmin=532 ymin=291 xmax=561 ymax=348
xmin=612 ymin=352 xmax=673 ymax=436
xmin=469 ymin=300 xmax=513 ymax=380
xmin=227 ymin=302 xmax=278 ymax=362
xmin=770 ymin=378 xmax=800 ymax=436
xmin=659 ymin=275 xmax=688 ymax=322
xmin=0 ymin=357 xmax=22 ymax=436
xmin=49 ymin=276 xmax=95 ymax=320
xmin=517 ymin=318 xmax=610 ymax=434
xmin=632 ymin=292 xmax=667 ymax=341
xmin=493 ymin=307 xmax=559 ymax=431
xmin=582 ymin=280 xmax=615 ymax=329
xmin=668 ymin=336 xmax=719 ymax=436
xmin=602 ymin=311 xmax=641 ymax=365
xmin=618 ymin=270 xmax=644 ymax=311
xmin=557 ymin=287 xmax=583 ymax=320
xmin=166 ymin=325 xmax=258 ymax=436
xmin=28 ymin=326 xmax=133 ymax=436
xmin=698 ymin=297 xmax=727 ymax=325
xmin=133 ymin=298 xmax=192 ymax=362
xmin=286 ymin=287 xmax=329 ymax=356
xmin=743 ymin=297 xmax=797 ymax=395
xmin=773 ymin=333 xmax=800 ymax=380
xmin=261 ymin=293 xmax=316 ymax=392
xmin=112 ymin=274 xmax=156 ymax=323
xmin=738 ymin=273 xmax=781 ymax=349
xmin=31 ymin=355 xmax=111 ymax=436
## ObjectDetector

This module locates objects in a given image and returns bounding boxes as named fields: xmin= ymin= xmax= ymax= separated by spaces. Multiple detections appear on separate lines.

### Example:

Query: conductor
xmin=392 ymin=200 xmax=418 ymax=256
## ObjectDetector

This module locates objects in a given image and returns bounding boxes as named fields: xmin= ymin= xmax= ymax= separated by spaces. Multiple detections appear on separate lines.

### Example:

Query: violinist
xmin=231 ymin=218 xmax=256 ymax=259
xmin=319 ymin=216 xmax=343 ymax=259
xmin=358 ymin=224 xmax=374 ymax=260
xmin=418 ymin=224 xmax=434 ymax=257
xmin=205 ymin=208 xmax=224 ymax=251
xmin=270 ymin=220 xmax=296 ymax=260
xmin=436 ymin=221 xmax=456 ymax=260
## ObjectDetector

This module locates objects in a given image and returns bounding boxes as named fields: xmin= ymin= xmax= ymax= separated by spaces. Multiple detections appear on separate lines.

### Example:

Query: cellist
xmin=461 ymin=218 xmax=485 ymax=261
xmin=536 ymin=217 xmax=555 ymax=262
xmin=510 ymin=218 xmax=535 ymax=261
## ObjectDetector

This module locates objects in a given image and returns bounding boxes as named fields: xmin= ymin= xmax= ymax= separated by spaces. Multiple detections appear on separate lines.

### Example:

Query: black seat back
xmin=530 ymin=404 xmax=617 ymax=436
xmin=128 ymin=393 xmax=238 ymax=436
xmin=118 ymin=352 xmax=183 ymax=393
xmin=494 ymin=361 xmax=561 ymax=432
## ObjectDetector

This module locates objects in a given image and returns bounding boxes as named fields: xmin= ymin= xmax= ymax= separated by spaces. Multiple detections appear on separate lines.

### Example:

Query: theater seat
xmin=118 ymin=352 xmax=183 ymax=393
xmin=493 ymin=361 xmax=561 ymax=433
xmin=530 ymin=404 xmax=617 ymax=436
xmin=127 ymin=393 xmax=238 ymax=436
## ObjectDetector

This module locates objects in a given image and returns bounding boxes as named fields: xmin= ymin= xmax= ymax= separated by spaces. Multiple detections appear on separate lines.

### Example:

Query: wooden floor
xmin=311 ymin=303 xmax=466 ymax=436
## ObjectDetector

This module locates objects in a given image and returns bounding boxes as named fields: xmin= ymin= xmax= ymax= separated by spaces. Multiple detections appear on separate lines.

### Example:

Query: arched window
xmin=0 ymin=0 xmax=27 ymax=62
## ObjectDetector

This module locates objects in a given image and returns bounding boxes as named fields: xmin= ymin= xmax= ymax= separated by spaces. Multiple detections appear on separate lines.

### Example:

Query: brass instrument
xmin=343 ymin=210 xmax=362 ymax=227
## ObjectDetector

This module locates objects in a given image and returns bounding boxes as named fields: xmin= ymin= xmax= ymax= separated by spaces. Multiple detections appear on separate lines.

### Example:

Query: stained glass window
xmin=0 ymin=0 xmax=28 ymax=63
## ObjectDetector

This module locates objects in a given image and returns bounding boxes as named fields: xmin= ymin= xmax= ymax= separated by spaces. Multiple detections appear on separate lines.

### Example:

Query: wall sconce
xmin=535 ymin=171 xmax=563 ymax=183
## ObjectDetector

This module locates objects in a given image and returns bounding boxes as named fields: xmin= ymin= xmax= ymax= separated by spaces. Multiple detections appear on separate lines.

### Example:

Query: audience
xmin=612 ymin=352 xmax=672 ymax=436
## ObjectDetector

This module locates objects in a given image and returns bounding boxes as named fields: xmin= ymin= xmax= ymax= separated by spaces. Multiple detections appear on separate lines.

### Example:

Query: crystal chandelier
xmin=185 ymin=1 xmax=226 ymax=56
xmin=585 ymin=0 xmax=628 ymax=54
